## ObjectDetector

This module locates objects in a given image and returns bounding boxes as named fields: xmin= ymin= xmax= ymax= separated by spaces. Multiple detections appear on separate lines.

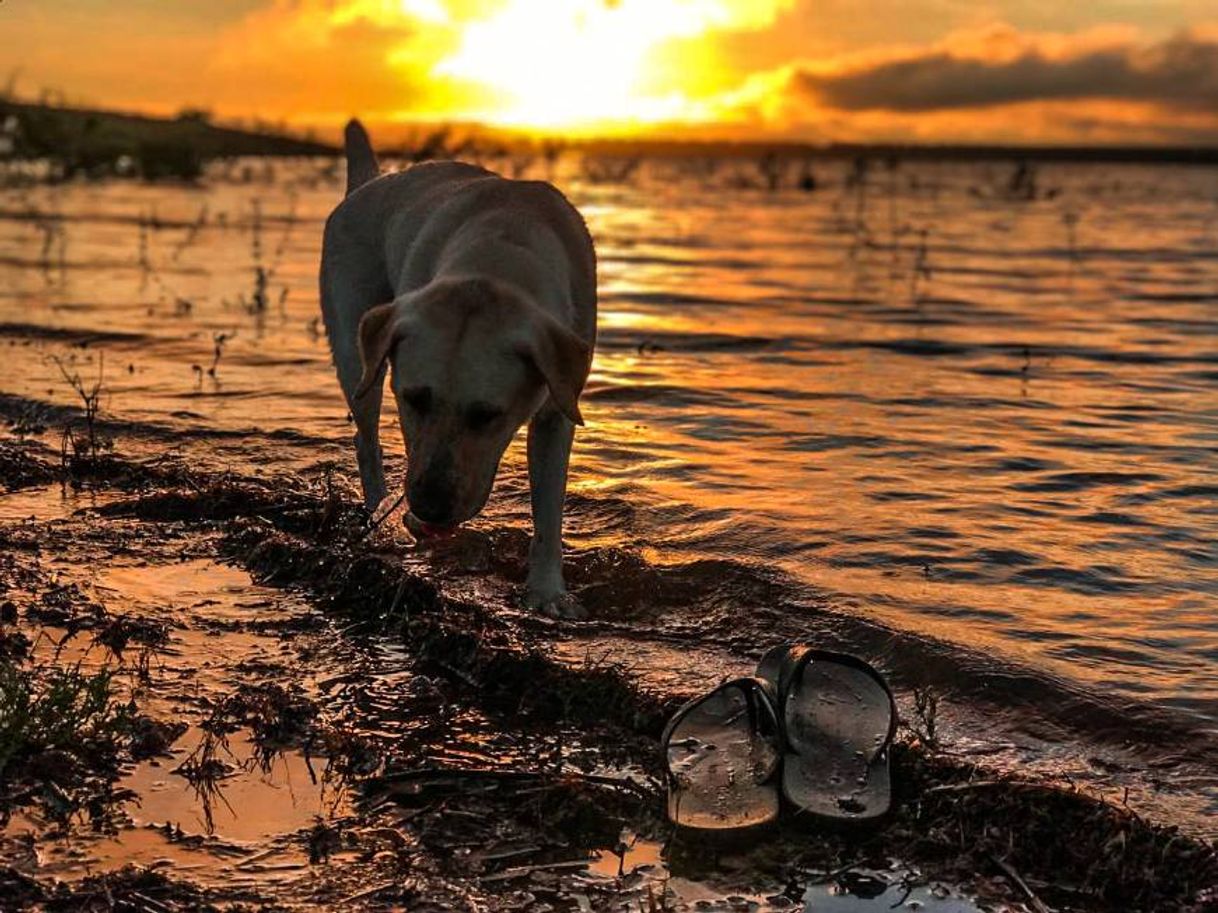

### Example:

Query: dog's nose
xmin=409 ymin=460 xmax=457 ymax=525
xmin=410 ymin=494 xmax=454 ymax=526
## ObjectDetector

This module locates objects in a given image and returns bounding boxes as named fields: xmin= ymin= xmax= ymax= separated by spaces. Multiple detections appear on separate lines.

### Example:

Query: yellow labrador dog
xmin=320 ymin=120 xmax=596 ymax=618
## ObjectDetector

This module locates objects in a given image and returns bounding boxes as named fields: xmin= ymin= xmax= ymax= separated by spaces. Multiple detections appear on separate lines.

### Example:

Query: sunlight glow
xmin=399 ymin=0 xmax=449 ymax=24
xmin=434 ymin=0 xmax=791 ymax=130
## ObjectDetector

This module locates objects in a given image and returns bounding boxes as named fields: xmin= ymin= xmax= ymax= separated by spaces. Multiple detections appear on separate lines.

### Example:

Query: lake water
xmin=1 ymin=154 xmax=1215 ymax=832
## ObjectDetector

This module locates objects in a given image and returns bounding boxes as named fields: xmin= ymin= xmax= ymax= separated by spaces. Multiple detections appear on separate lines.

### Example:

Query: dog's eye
xmin=466 ymin=403 xmax=502 ymax=431
xmin=402 ymin=386 xmax=433 ymax=415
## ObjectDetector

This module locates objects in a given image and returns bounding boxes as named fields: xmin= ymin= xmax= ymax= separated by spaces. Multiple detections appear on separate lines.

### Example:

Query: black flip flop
xmin=757 ymin=645 xmax=897 ymax=825
xmin=661 ymin=677 xmax=782 ymax=832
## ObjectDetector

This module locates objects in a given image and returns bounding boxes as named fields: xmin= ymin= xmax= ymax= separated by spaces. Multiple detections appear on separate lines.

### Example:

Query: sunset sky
xmin=3 ymin=0 xmax=1218 ymax=144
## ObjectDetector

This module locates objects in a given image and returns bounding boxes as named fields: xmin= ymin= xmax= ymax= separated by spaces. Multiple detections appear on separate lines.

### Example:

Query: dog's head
xmin=355 ymin=277 xmax=589 ymax=528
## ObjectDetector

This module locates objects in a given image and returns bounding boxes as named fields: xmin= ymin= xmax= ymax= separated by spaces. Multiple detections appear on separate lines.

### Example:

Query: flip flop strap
xmin=777 ymin=646 xmax=898 ymax=763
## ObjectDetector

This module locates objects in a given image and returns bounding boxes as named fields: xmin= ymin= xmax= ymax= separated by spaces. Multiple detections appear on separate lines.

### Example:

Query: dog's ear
xmin=521 ymin=313 xmax=591 ymax=426
xmin=355 ymin=302 xmax=402 ymax=399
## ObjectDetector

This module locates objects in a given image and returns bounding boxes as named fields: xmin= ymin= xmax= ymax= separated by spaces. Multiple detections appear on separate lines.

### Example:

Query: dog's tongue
xmin=404 ymin=513 xmax=458 ymax=540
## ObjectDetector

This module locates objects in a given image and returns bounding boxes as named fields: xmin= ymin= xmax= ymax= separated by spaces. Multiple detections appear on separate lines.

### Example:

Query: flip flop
xmin=757 ymin=645 xmax=897 ymax=825
xmin=661 ymin=677 xmax=782 ymax=832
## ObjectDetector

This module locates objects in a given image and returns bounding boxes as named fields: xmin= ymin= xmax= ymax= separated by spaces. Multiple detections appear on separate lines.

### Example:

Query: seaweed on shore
xmin=206 ymin=481 xmax=1217 ymax=912
xmin=223 ymin=514 xmax=676 ymax=738
xmin=0 ymin=439 xmax=58 ymax=492
xmin=2 ymin=435 xmax=1216 ymax=911
xmin=0 ymin=863 xmax=228 ymax=912
xmin=886 ymin=746 xmax=1218 ymax=911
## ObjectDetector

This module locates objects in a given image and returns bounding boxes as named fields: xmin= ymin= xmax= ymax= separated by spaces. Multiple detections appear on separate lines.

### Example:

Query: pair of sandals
xmin=662 ymin=645 xmax=896 ymax=832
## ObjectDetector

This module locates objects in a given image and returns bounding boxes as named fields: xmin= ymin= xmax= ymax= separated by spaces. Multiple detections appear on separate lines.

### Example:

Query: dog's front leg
xmin=525 ymin=406 xmax=584 ymax=619
xmin=351 ymin=381 xmax=388 ymax=512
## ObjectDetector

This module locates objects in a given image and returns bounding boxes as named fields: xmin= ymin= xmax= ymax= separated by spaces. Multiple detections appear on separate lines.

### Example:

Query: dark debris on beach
xmin=0 ymin=430 xmax=1216 ymax=911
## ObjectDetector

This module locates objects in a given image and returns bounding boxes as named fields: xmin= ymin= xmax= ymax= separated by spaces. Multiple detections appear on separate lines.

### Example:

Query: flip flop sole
xmin=782 ymin=744 xmax=891 ymax=822
xmin=664 ymin=681 xmax=781 ymax=832
xmin=762 ymin=646 xmax=896 ymax=824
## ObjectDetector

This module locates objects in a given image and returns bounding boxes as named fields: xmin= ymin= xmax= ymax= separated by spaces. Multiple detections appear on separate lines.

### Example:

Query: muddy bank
xmin=0 ymin=429 xmax=1216 ymax=911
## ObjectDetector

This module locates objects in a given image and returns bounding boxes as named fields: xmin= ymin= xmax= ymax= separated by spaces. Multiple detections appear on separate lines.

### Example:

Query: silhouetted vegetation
xmin=50 ymin=353 xmax=111 ymax=475
xmin=0 ymin=99 xmax=335 ymax=182
xmin=580 ymin=154 xmax=641 ymax=184
xmin=0 ymin=664 xmax=136 ymax=784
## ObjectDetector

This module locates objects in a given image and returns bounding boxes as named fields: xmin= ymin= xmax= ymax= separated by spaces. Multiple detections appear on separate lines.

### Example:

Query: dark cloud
xmin=792 ymin=31 xmax=1218 ymax=112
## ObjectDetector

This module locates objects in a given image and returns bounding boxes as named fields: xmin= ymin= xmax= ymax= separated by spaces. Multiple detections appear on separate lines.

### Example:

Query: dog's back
xmin=325 ymin=128 xmax=595 ymax=341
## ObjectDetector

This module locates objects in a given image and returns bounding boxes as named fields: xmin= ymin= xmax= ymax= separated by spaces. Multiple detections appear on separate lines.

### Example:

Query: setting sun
xmin=433 ymin=0 xmax=789 ymax=130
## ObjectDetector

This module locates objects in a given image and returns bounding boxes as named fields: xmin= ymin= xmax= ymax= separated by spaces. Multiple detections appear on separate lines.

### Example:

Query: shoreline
xmin=1 ymin=408 xmax=1215 ymax=910
xmin=6 ymin=100 xmax=1218 ymax=168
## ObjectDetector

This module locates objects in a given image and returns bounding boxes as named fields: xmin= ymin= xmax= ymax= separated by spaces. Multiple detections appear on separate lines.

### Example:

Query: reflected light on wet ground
xmin=589 ymin=835 xmax=984 ymax=912
xmin=3 ymin=552 xmax=352 ymax=885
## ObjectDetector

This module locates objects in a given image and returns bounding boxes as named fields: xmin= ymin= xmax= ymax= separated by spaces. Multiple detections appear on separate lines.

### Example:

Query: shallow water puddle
xmin=587 ymin=833 xmax=666 ymax=879
xmin=95 ymin=557 xmax=273 ymax=623
xmin=798 ymin=879 xmax=983 ymax=913
xmin=0 ymin=484 xmax=114 ymax=522
xmin=12 ymin=553 xmax=355 ymax=884
xmin=15 ymin=730 xmax=349 ymax=886
xmin=123 ymin=729 xmax=345 ymax=842
xmin=91 ymin=557 xmax=325 ymax=689
xmin=588 ymin=838 xmax=984 ymax=912
xmin=6 ymin=814 xmax=337 ymax=891
xmin=27 ymin=557 xmax=304 ymax=689
xmin=2 ymin=724 xmax=345 ymax=887
xmin=587 ymin=835 xmax=984 ymax=912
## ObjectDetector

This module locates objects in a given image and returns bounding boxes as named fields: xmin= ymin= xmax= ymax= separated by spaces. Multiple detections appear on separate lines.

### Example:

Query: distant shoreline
xmin=4 ymin=100 xmax=1218 ymax=166
xmin=0 ymin=100 xmax=338 ymax=161
xmin=579 ymin=137 xmax=1218 ymax=166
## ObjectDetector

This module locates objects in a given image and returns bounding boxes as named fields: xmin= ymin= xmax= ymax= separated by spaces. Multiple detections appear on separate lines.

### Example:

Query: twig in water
xmin=51 ymin=352 xmax=110 ymax=469
xmin=358 ymin=489 xmax=408 ymax=542
xmin=1062 ymin=208 xmax=1082 ymax=263
xmin=991 ymin=854 xmax=1054 ymax=913
xmin=480 ymin=860 xmax=592 ymax=884
xmin=807 ymin=857 xmax=866 ymax=885
xmin=338 ymin=881 xmax=397 ymax=905
xmin=909 ymin=227 xmax=932 ymax=306
xmin=138 ymin=210 xmax=152 ymax=277
xmin=208 ymin=332 xmax=232 ymax=378
xmin=171 ymin=203 xmax=208 ymax=261
xmin=247 ymin=199 xmax=268 ymax=314
xmin=924 ymin=779 xmax=1057 ymax=797
xmin=910 ymin=685 xmax=940 ymax=748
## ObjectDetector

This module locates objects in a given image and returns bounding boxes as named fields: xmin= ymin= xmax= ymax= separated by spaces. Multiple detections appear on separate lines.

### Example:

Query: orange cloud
xmin=673 ymin=22 xmax=1218 ymax=143
xmin=206 ymin=0 xmax=499 ymax=122
xmin=784 ymin=23 xmax=1218 ymax=113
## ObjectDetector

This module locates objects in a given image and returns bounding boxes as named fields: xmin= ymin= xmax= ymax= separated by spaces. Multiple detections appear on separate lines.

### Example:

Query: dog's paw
xmin=524 ymin=587 xmax=587 ymax=621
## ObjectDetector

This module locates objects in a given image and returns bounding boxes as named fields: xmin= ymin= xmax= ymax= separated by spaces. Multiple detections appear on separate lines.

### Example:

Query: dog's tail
xmin=344 ymin=118 xmax=379 ymax=196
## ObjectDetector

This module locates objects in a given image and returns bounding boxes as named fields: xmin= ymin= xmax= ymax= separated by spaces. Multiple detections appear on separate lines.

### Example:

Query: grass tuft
xmin=0 ymin=662 xmax=136 ymax=781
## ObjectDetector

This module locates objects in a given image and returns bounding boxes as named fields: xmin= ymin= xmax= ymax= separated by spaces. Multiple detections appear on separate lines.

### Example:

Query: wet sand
xmin=0 ymin=428 xmax=1214 ymax=911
